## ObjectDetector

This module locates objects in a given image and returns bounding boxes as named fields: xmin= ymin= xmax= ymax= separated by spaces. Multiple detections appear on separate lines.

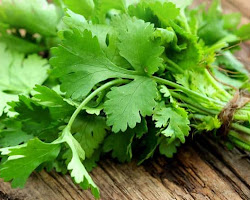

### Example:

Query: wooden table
xmin=0 ymin=0 xmax=249 ymax=199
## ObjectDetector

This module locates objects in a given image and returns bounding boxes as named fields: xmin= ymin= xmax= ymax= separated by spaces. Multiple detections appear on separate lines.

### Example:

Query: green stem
xmin=228 ymin=131 xmax=250 ymax=151
xmin=190 ymin=114 xmax=208 ymax=120
xmin=229 ymin=137 xmax=250 ymax=151
xmin=204 ymin=69 xmax=231 ymax=100
xmin=67 ymin=79 xmax=129 ymax=129
xmin=170 ymin=91 xmax=220 ymax=115
xmin=164 ymin=57 xmax=183 ymax=73
xmin=234 ymin=114 xmax=249 ymax=121
xmin=231 ymin=123 xmax=250 ymax=136
xmin=153 ymin=76 xmax=224 ymax=106
xmin=179 ymin=103 xmax=208 ymax=115
xmin=205 ymin=41 xmax=228 ymax=54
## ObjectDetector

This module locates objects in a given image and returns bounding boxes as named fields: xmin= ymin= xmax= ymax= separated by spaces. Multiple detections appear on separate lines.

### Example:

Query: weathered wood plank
xmin=144 ymin=139 xmax=250 ymax=200
xmin=1 ymin=137 xmax=249 ymax=200
xmin=0 ymin=0 xmax=249 ymax=200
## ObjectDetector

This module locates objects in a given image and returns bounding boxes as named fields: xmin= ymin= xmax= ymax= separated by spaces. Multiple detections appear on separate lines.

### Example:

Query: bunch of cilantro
xmin=0 ymin=0 xmax=250 ymax=198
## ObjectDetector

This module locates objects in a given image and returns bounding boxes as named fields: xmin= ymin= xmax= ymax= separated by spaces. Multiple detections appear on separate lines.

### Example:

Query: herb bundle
xmin=0 ymin=0 xmax=249 ymax=198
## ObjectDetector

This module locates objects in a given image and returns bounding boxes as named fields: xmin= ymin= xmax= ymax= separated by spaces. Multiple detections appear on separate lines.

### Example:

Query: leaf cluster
xmin=0 ymin=0 xmax=249 ymax=198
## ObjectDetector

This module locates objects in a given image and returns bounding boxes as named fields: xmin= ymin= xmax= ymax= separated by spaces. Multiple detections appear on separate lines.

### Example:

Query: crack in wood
xmin=0 ymin=191 xmax=20 ymax=200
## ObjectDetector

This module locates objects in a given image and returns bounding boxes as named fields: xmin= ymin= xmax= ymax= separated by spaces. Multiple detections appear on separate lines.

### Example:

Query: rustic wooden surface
xmin=0 ymin=0 xmax=249 ymax=199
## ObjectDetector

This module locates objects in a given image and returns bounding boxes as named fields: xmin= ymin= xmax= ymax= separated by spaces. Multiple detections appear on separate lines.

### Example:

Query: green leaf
xmin=115 ymin=16 xmax=164 ymax=75
xmin=159 ymin=138 xmax=180 ymax=158
xmin=212 ymin=69 xmax=244 ymax=89
xmin=0 ymin=92 xmax=18 ymax=116
xmin=153 ymin=28 xmax=175 ymax=46
xmin=236 ymin=23 xmax=250 ymax=40
xmin=138 ymin=124 xmax=160 ymax=164
xmin=0 ymin=51 xmax=49 ymax=93
xmin=50 ymin=29 xmax=130 ymax=100
xmin=104 ymin=30 xmax=132 ymax=70
xmin=103 ymin=129 xmax=134 ymax=163
xmin=149 ymin=1 xmax=180 ymax=23
xmin=63 ymin=9 xmax=88 ymax=27
xmin=60 ymin=127 xmax=100 ymax=198
xmin=198 ymin=0 xmax=228 ymax=45
xmin=103 ymin=119 xmax=147 ymax=162
xmin=104 ymin=77 xmax=157 ymax=132
xmin=153 ymin=106 xmax=190 ymax=143
xmin=0 ymin=0 xmax=61 ymax=36
xmin=128 ymin=2 xmax=156 ymax=23
xmin=0 ymin=20 xmax=45 ymax=54
xmin=159 ymin=85 xmax=171 ymax=97
xmin=0 ymin=44 xmax=49 ymax=116
xmin=165 ymin=22 xmax=202 ymax=71
xmin=82 ymin=148 xmax=101 ymax=172
xmin=134 ymin=118 xmax=148 ymax=139
xmin=93 ymin=0 xmax=126 ymax=23
xmin=10 ymin=96 xmax=60 ymax=142
xmin=175 ymin=70 xmax=223 ymax=100
xmin=195 ymin=115 xmax=221 ymax=131
xmin=0 ymin=119 xmax=32 ymax=148
xmin=0 ymin=33 xmax=43 ymax=54
xmin=63 ymin=9 xmax=112 ymax=49
xmin=215 ymin=51 xmax=249 ymax=76
xmin=0 ymin=138 xmax=61 ymax=188
xmin=0 ymin=130 xmax=32 ymax=149
xmin=223 ymin=13 xmax=241 ymax=30
xmin=50 ymin=25 xmax=161 ymax=132
xmin=167 ymin=0 xmax=193 ymax=9
xmin=32 ymin=85 xmax=75 ymax=120
xmin=72 ymin=114 xmax=109 ymax=158
xmin=63 ymin=0 xmax=95 ymax=18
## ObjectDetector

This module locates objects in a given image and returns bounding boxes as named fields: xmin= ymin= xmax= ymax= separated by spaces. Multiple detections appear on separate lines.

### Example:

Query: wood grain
xmin=1 ymin=136 xmax=249 ymax=200
xmin=0 ymin=0 xmax=249 ymax=199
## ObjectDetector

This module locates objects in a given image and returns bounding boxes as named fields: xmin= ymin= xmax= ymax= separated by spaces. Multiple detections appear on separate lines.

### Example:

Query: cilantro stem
xmin=204 ymin=69 xmax=231 ymax=100
xmin=153 ymin=76 xmax=224 ymax=106
xmin=191 ymin=114 xmax=250 ymax=136
xmin=67 ymin=79 xmax=129 ymax=129
xmin=164 ymin=57 xmax=183 ymax=73
xmin=228 ymin=131 xmax=250 ymax=151
xmin=189 ymin=114 xmax=250 ymax=150
xmin=170 ymin=91 xmax=220 ymax=115
xmin=234 ymin=114 xmax=249 ymax=121
xmin=205 ymin=41 xmax=228 ymax=54
xmin=190 ymin=114 xmax=210 ymax=120
xmin=231 ymin=123 xmax=250 ymax=136
xmin=179 ymin=103 xmax=208 ymax=115
xmin=174 ymin=94 xmax=250 ymax=135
